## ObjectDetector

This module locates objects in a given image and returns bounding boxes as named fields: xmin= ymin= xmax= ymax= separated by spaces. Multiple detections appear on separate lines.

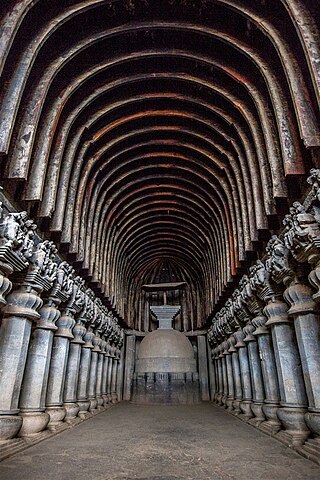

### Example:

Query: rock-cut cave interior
xmin=0 ymin=1 xmax=320 ymax=479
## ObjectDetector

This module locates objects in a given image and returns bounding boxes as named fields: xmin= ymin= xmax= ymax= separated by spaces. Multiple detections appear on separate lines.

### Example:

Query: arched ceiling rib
xmin=0 ymin=0 xmax=319 ymax=328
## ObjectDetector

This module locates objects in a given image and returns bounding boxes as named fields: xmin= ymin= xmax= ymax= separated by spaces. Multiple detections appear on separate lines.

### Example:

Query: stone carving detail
xmin=0 ymin=208 xmax=37 ymax=306
xmin=265 ymin=235 xmax=295 ymax=286
xmin=24 ymin=240 xmax=58 ymax=292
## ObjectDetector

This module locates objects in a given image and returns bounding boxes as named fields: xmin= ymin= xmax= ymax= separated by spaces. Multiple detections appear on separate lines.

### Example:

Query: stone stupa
xmin=132 ymin=304 xmax=200 ymax=404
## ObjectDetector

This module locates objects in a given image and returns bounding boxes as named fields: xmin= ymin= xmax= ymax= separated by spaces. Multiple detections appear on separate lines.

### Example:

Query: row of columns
xmin=208 ymin=169 xmax=320 ymax=458
xmin=0 ymin=205 xmax=124 ymax=442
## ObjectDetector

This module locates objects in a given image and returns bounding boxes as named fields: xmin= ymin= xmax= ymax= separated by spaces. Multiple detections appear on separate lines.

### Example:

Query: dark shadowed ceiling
xmin=0 ymin=0 xmax=319 ymax=328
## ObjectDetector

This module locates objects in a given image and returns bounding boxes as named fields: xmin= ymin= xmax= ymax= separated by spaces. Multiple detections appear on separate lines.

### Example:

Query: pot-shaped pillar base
xmin=239 ymin=400 xmax=253 ymax=421
xmin=64 ymin=403 xmax=80 ymax=422
xmin=18 ymin=411 xmax=49 ymax=437
xmin=0 ymin=415 xmax=22 ymax=441
xmin=276 ymin=407 xmax=309 ymax=447
xmin=46 ymin=406 xmax=66 ymax=429
xmin=248 ymin=402 xmax=265 ymax=426
xmin=259 ymin=403 xmax=282 ymax=435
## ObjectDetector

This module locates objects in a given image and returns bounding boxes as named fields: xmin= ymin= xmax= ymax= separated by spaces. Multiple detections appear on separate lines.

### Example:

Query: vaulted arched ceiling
xmin=0 ymin=0 xmax=319 ymax=328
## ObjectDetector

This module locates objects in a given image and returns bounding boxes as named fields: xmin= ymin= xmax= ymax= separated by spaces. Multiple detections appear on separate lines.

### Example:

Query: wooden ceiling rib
xmin=0 ymin=0 xmax=319 ymax=328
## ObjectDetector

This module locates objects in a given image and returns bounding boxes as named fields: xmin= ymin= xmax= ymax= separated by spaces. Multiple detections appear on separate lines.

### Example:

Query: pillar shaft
xmin=264 ymin=299 xmax=310 ymax=445
xmin=284 ymin=282 xmax=320 ymax=437
xmin=123 ymin=335 xmax=136 ymax=401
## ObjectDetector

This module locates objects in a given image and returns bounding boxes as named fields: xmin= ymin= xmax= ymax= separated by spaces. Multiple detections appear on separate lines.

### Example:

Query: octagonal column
xmin=88 ymin=333 xmax=100 ymax=412
xmin=224 ymin=338 xmax=234 ymax=412
xmin=284 ymin=281 xmax=320 ymax=441
xmin=234 ymin=329 xmax=253 ymax=421
xmin=45 ymin=277 xmax=84 ymax=429
xmin=228 ymin=335 xmax=242 ymax=415
xmin=101 ymin=339 xmax=110 ymax=407
xmin=111 ymin=348 xmax=119 ymax=403
xmin=77 ymin=329 xmax=94 ymax=418
xmin=18 ymin=261 xmax=73 ymax=437
xmin=215 ymin=346 xmax=223 ymax=406
xmin=220 ymin=343 xmax=228 ymax=408
xmin=264 ymin=298 xmax=309 ymax=446
xmin=0 ymin=241 xmax=57 ymax=440
xmin=252 ymin=314 xmax=282 ymax=435
xmin=243 ymin=323 xmax=265 ymax=425
xmin=63 ymin=316 xmax=86 ymax=422
xmin=96 ymin=337 xmax=105 ymax=410
xmin=107 ymin=348 xmax=114 ymax=403
xmin=0 ymin=211 xmax=37 ymax=440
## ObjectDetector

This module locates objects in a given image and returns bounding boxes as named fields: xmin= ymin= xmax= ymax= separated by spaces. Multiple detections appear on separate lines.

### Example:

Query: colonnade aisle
xmin=0 ymin=403 xmax=320 ymax=480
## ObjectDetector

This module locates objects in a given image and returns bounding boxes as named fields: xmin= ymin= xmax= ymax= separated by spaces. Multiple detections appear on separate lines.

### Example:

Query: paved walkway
xmin=0 ymin=403 xmax=320 ymax=480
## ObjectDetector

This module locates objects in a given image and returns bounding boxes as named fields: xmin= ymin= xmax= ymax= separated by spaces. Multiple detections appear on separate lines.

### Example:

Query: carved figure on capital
xmin=49 ymin=261 xmax=74 ymax=304
xmin=265 ymin=235 xmax=296 ymax=287
xmin=0 ymin=210 xmax=37 ymax=270
xmin=239 ymin=275 xmax=262 ymax=316
xmin=283 ymin=202 xmax=320 ymax=264
xmin=231 ymin=289 xmax=251 ymax=325
xmin=28 ymin=240 xmax=58 ymax=286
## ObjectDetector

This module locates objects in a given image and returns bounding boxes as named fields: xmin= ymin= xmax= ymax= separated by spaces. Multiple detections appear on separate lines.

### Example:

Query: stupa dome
xmin=136 ymin=329 xmax=196 ymax=373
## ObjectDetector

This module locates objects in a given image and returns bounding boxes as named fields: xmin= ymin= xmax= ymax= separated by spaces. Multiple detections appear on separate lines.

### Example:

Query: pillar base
xmin=89 ymin=398 xmax=98 ymax=412
xmin=46 ymin=406 xmax=66 ymax=429
xmin=231 ymin=399 xmax=241 ymax=415
xmin=18 ymin=411 xmax=49 ymax=437
xmin=102 ymin=394 xmax=109 ymax=407
xmin=63 ymin=402 xmax=80 ymax=421
xmin=225 ymin=398 xmax=234 ymax=412
xmin=216 ymin=393 xmax=223 ymax=405
xmin=259 ymin=403 xmax=282 ymax=435
xmin=77 ymin=400 xmax=90 ymax=418
xmin=96 ymin=396 xmax=105 ymax=410
xmin=221 ymin=394 xmax=227 ymax=407
xmin=276 ymin=407 xmax=309 ymax=447
xmin=111 ymin=393 xmax=118 ymax=404
xmin=248 ymin=402 xmax=265 ymax=426
xmin=0 ymin=415 xmax=22 ymax=441
xmin=239 ymin=400 xmax=253 ymax=421
xmin=305 ymin=410 xmax=320 ymax=437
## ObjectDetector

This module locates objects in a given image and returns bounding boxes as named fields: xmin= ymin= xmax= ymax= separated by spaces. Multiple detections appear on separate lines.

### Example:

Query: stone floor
xmin=0 ymin=403 xmax=320 ymax=480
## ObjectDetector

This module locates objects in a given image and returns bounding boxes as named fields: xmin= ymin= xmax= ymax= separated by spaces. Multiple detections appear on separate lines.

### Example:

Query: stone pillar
xmin=0 ymin=283 xmax=42 ymax=440
xmin=63 ymin=317 xmax=86 ymax=421
xmin=18 ymin=261 xmax=73 ymax=436
xmin=88 ymin=333 xmax=100 ymax=412
xmin=0 ymin=240 xmax=58 ymax=441
xmin=243 ymin=322 xmax=265 ymax=425
xmin=207 ymin=340 xmax=216 ymax=401
xmin=77 ymin=329 xmax=94 ymax=418
xmin=96 ymin=338 xmax=105 ymax=410
xmin=116 ymin=335 xmax=125 ymax=401
xmin=100 ymin=338 xmax=108 ymax=407
xmin=225 ymin=338 xmax=235 ymax=412
xmin=123 ymin=334 xmax=136 ymax=401
xmin=197 ymin=335 xmax=210 ymax=401
xmin=228 ymin=335 xmax=242 ymax=415
xmin=264 ymin=298 xmax=309 ymax=445
xmin=280 ymin=195 xmax=320 ymax=452
xmin=252 ymin=314 xmax=282 ymax=434
xmin=215 ymin=346 xmax=223 ymax=406
xmin=101 ymin=342 xmax=110 ymax=407
xmin=0 ymin=211 xmax=38 ymax=440
xmin=45 ymin=276 xmax=84 ymax=428
xmin=220 ymin=342 xmax=228 ymax=408
xmin=234 ymin=329 xmax=253 ymax=420
xmin=107 ymin=352 xmax=114 ymax=403
xmin=284 ymin=281 xmax=320 ymax=440
xmin=264 ymin=235 xmax=310 ymax=446
xmin=111 ymin=348 xmax=119 ymax=403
